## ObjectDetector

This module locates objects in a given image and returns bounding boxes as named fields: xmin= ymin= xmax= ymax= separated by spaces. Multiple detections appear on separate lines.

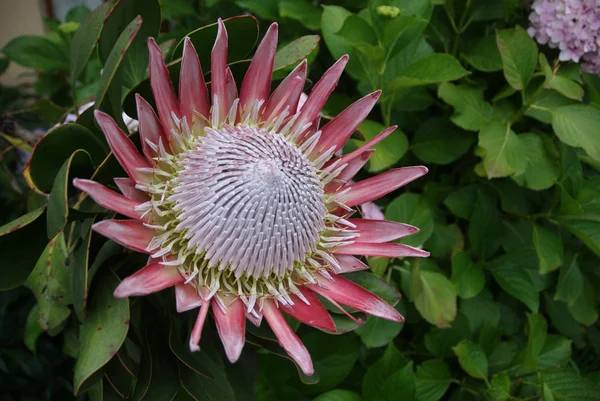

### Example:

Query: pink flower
xmin=73 ymin=19 xmax=428 ymax=375
xmin=528 ymin=0 xmax=600 ymax=74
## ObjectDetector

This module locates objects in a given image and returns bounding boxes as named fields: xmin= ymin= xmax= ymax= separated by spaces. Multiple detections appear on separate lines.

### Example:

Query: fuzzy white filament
xmin=170 ymin=125 xmax=327 ymax=279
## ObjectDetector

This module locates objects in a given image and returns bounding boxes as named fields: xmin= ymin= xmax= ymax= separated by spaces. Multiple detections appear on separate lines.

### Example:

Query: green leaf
xmin=551 ymin=105 xmax=600 ymax=161
xmin=453 ymin=340 xmax=488 ymax=380
xmin=444 ymin=186 xmax=477 ymax=220
xmin=542 ymin=371 xmax=598 ymax=401
xmin=26 ymin=124 xmax=107 ymax=193
xmin=131 ymin=328 xmax=179 ymax=401
xmin=70 ymin=2 xmax=111 ymax=82
xmin=273 ymin=35 xmax=320 ymax=70
xmin=438 ymin=83 xmax=493 ymax=131
xmin=532 ymin=224 xmax=563 ymax=274
xmin=554 ymin=254 xmax=583 ymax=306
xmin=463 ymin=36 xmax=502 ymax=72
xmin=460 ymin=290 xmax=500 ymax=332
xmin=385 ymin=193 xmax=434 ymax=247
xmin=3 ymin=36 xmax=69 ymax=71
xmin=415 ymin=359 xmax=452 ymax=401
xmin=488 ymin=251 xmax=540 ymax=312
xmin=95 ymin=16 xmax=143 ymax=123
xmin=382 ymin=14 xmax=429 ymax=63
xmin=525 ymin=90 xmax=577 ymax=124
xmin=321 ymin=6 xmax=372 ymax=82
xmin=451 ymin=251 xmax=484 ymax=299
xmin=73 ymin=274 xmax=129 ymax=395
xmin=554 ymin=213 xmax=600 ymax=257
xmin=236 ymin=0 xmax=278 ymax=20
xmin=363 ymin=344 xmax=408 ymax=401
xmin=72 ymin=220 xmax=94 ymax=321
xmin=279 ymin=0 xmax=322 ymax=30
xmin=537 ymin=335 xmax=572 ymax=370
xmin=489 ymin=373 xmax=510 ymax=401
xmin=346 ymin=271 xmax=401 ymax=305
xmin=355 ymin=303 xmax=404 ymax=348
xmin=98 ymin=0 xmax=161 ymax=88
xmin=583 ymin=72 xmax=600 ymax=109
xmin=568 ymin=281 xmax=598 ymax=326
xmin=313 ymin=390 xmax=362 ymax=401
xmin=351 ymin=120 xmax=408 ymax=173
xmin=335 ymin=15 xmax=381 ymax=62
xmin=522 ymin=313 xmax=547 ymax=371
xmin=496 ymin=27 xmax=538 ymax=90
xmin=25 ymin=232 xmax=71 ymax=331
xmin=47 ymin=150 xmax=94 ymax=238
xmin=389 ymin=54 xmax=468 ymax=89
xmin=476 ymin=122 xmax=527 ymax=178
xmin=375 ymin=362 xmax=416 ymax=401
xmin=468 ymin=190 xmax=502 ymax=259
xmin=299 ymin=332 xmax=360 ymax=394
xmin=411 ymin=117 xmax=474 ymax=165
xmin=24 ymin=305 xmax=43 ymax=354
xmin=411 ymin=261 xmax=457 ymax=328
xmin=513 ymin=133 xmax=560 ymax=190
xmin=540 ymin=54 xmax=584 ymax=101
xmin=0 ymin=207 xmax=48 ymax=290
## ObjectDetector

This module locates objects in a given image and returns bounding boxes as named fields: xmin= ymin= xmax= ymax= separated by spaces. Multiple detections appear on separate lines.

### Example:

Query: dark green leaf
xmin=3 ymin=36 xmax=69 ymax=71
xmin=0 ymin=208 xmax=48 ymax=290
xmin=453 ymin=340 xmax=488 ymax=380
xmin=95 ymin=16 xmax=143 ymax=122
xmin=313 ymin=390 xmax=362 ymax=401
xmin=488 ymin=251 xmax=540 ymax=312
xmin=72 ymin=220 xmax=94 ymax=321
xmin=70 ymin=2 xmax=112 ymax=82
xmin=26 ymin=123 xmax=107 ymax=193
xmin=451 ymin=251 xmax=484 ymax=299
xmin=522 ymin=313 xmax=547 ymax=371
xmin=363 ymin=344 xmax=408 ymax=401
xmin=532 ymin=224 xmax=563 ymax=274
xmin=415 ymin=359 xmax=452 ymax=401
xmin=411 ymin=117 xmax=474 ymax=165
xmin=73 ymin=274 xmax=130 ymax=395
xmin=47 ymin=150 xmax=94 ymax=238
xmin=463 ymin=36 xmax=502 ymax=72
xmin=98 ymin=0 xmax=161 ymax=88
xmin=554 ymin=213 xmax=600 ymax=257
xmin=554 ymin=253 xmax=583 ymax=306
xmin=298 ymin=332 xmax=360 ymax=394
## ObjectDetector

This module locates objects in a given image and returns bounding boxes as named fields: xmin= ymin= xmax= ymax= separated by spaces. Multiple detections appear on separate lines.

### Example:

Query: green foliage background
xmin=1 ymin=0 xmax=600 ymax=400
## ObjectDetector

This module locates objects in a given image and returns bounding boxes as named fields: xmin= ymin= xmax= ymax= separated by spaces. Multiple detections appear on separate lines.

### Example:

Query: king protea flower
xmin=74 ymin=19 xmax=429 ymax=375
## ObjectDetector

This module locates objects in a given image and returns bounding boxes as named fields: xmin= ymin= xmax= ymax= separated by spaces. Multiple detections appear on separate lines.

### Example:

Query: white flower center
xmin=170 ymin=125 xmax=327 ymax=279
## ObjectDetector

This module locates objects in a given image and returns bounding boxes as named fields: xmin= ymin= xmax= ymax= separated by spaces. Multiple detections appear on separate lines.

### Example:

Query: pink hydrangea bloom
xmin=528 ymin=0 xmax=600 ymax=74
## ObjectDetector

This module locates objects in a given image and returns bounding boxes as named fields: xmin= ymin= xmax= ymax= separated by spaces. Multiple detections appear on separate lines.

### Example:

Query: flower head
xmin=528 ymin=0 xmax=600 ymax=74
xmin=74 ymin=19 xmax=429 ymax=375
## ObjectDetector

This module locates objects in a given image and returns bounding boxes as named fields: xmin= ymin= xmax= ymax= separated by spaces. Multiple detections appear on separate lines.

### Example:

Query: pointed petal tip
xmin=189 ymin=342 xmax=200 ymax=352
xmin=372 ymin=90 xmax=382 ymax=99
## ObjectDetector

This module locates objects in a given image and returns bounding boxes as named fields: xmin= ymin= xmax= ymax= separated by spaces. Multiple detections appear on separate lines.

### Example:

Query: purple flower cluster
xmin=528 ymin=0 xmax=600 ymax=75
